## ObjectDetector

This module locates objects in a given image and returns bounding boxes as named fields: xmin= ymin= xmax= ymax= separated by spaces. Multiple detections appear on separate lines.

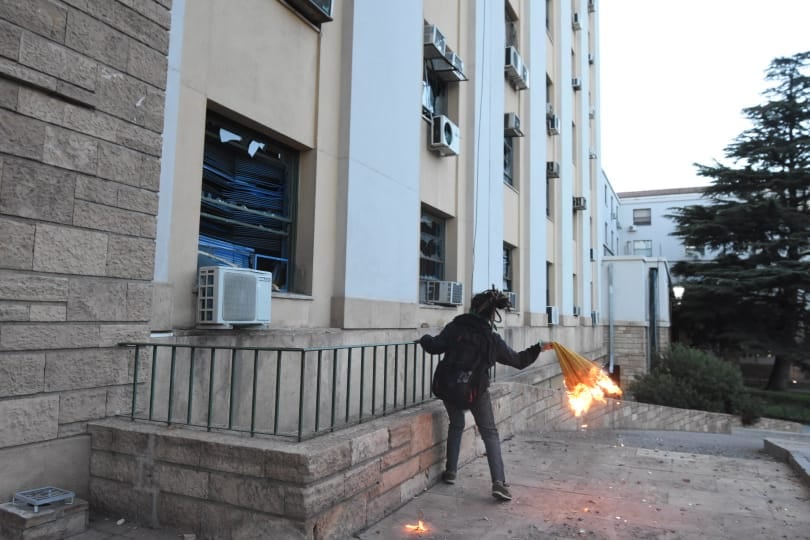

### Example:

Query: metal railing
xmin=119 ymin=341 xmax=471 ymax=441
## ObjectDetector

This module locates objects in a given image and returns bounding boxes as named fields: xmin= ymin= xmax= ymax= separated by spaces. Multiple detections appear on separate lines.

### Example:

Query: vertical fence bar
xmin=371 ymin=347 xmax=378 ymax=416
xmin=315 ymin=350 xmax=323 ymax=434
xmin=394 ymin=345 xmax=399 ymax=409
xmin=148 ymin=345 xmax=157 ymax=420
xmin=274 ymin=350 xmax=282 ymax=435
xmin=345 ymin=348 xmax=352 ymax=423
xmin=359 ymin=347 xmax=365 ymax=422
xmin=207 ymin=348 xmax=216 ymax=432
xmin=421 ymin=347 xmax=427 ymax=401
xmin=297 ymin=350 xmax=306 ymax=441
xmin=402 ymin=344 xmax=407 ymax=407
xmin=167 ymin=346 xmax=177 ymax=426
xmin=250 ymin=349 xmax=259 ymax=437
xmin=383 ymin=345 xmax=388 ymax=414
xmin=330 ymin=349 xmax=338 ymax=430
xmin=186 ymin=347 xmax=196 ymax=425
xmin=130 ymin=345 xmax=140 ymax=420
xmin=412 ymin=344 xmax=418 ymax=404
xmin=228 ymin=349 xmax=237 ymax=430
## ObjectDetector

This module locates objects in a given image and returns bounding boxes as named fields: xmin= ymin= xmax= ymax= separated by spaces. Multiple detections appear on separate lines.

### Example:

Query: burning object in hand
xmin=549 ymin=342 xmax=622 ymax=416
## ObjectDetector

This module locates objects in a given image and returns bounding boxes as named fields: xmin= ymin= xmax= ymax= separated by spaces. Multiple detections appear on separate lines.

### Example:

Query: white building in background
xmin=617 ymin=187 xmax=710 ymax=265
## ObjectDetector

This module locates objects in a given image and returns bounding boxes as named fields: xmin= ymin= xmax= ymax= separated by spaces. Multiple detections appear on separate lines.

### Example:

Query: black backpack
xmin=431 ymin=327 xmax=493 ymax=409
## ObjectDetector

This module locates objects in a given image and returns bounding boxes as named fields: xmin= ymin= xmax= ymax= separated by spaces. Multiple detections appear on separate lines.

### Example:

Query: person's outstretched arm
xmin=494 ymin=337 xmax=552 ymax=369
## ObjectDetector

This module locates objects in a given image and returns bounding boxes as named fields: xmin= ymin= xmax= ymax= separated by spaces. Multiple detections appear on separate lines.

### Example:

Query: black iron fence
xmin=120 ymin=341 xmax=491 ymax=441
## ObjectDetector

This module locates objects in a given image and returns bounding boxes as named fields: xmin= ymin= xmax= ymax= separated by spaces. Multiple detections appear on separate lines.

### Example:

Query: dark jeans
xmin=443 ymin=389 xmax=505 ymax=483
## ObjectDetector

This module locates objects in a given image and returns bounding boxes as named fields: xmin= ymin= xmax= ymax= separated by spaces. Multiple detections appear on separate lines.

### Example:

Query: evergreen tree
xmin=669 ymin=51 xmax=810 ymax=390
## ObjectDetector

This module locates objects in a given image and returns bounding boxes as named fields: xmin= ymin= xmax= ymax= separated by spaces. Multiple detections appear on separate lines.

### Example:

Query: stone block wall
xmin=0 ymin=0 xmax=170 ymax=500
xmin=87 ymin=371 xmax=748 ymax=540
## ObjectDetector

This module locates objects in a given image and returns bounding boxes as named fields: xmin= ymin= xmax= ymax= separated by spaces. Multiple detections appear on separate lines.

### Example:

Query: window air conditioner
xmin=573 ymin=306 xmax=582 ymax=317
xmin=197 ymin=266 xmax=272 ymax=325
xmin=573 ymin=196 xmax=587 ymax=211
xmin=504 ymin=46 xmax=523 ymax=81
xmin=627 ymin=224 xmax=638 ymax=232
xmin=572 ymin=12 xmax=581 ymax=30
xmin=572 ymin=78 xmax=582 ymax=91
xmin=591 ymin=310 xmax=599 ymax=325
xmin=546 ymin=161 xmax=560 ymax=178
xmin=546 ymin=114 xmax=561 ymax=135
xmin=546 ymin=305 xmax=560 ymax=325
xmin=588 ymin=0 xmax=596 ymax=13
xmin=430 ymin=115 xmax=460 ymax=156
xmin=420 ymin=280 xmax=464 ymax=306
xmin=504 ymin=113 xmax=524 ymax=137
xmin=517 ymin=64 xmax=530 ymax=90
xmin=286 ymin=0 xmax=333 ymax=24
xmin=423 ymin=24 xmax=447 ymax=59
xmin=505 ymin=291 xmax=518 ymax=311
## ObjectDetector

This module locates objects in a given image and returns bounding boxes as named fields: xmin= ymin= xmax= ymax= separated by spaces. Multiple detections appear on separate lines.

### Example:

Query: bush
xmin=628 ymin=344 xmax=763 ymax=425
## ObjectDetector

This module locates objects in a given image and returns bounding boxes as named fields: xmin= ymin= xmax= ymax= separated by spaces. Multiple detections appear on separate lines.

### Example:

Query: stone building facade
xmin=0 ymin=0 xmax=171 ymax=500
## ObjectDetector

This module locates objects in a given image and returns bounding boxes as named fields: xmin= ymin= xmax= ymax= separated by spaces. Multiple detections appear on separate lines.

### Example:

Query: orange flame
xmin=565 ymin=365 xmax=622 ymax=417
xmin=405 ymin=520 xmax=428 ymax=533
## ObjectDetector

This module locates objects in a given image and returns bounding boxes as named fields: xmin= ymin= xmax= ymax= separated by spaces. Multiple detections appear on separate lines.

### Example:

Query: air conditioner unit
xmin=572 ymin=12 xmax=582 ymax=30
xmin=573 ymin=196 xmax=587 ymax=211
xmin=588 ymin=0 xmax=596 ymax=13
xmin=423 ymin=24 xmax=446 ymax=59
xmin=591 ymin=310 xmax=599 ymax=325
xmin=572 ymin=78 xmax=582 ymax=91
xmin=286 ymin=0 xmax=333 ymax=24
xmin=504 ymin=46 xmax=523 ymax=81
xmin=546 ymin=103 xmax=554 ymax=115
xmin=430 ymin=115 xmax=460 ymax=156
xmin=546 ymin=114 xmax=561 ymax=135
xmin=546 ymin=305 xmax=560 ymax=325
xmin=589 ymin=151 xmax=597 ymax=159
xmin=588 ymin=53 xmax=595 ymax=65
xmin=445 ymin=50 xmax=465 ymax=75
xmin=546 ymin=161 xmax=560 ymax=178
xmin=517 ymin=63 xmax=530 ymax=90
xmin=420 ymin=280 xmax=464 ymax=306
xmin=573 ymin=305 xmax=582 ymax=317
xmin=627 ymin=224 xmax=638 ymax=232
xmin=505 ymin=291 xmax=518 ymax=311
xmin=197 ymin=266 xmax=272 ymax=325
xmin=589 ymin=107 xmax=596 ymax=119
xmin=504 ymin=113 xmax=524 ymax=137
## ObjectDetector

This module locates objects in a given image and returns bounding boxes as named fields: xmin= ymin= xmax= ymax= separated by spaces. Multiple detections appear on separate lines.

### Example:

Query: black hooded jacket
xmin=419 ymin=313 xmax=542 ymax=389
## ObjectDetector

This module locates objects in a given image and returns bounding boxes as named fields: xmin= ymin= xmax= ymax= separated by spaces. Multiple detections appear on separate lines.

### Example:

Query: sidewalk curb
xmin=763 ymin=438 xmax=810 ymax=488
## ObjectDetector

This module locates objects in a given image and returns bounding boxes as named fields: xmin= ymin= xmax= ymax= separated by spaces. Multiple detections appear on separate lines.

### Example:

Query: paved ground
xmin=73 ymin=428 xmax=810 ymax=539
xmin=357 ymin=428 xmax=810 ymax=540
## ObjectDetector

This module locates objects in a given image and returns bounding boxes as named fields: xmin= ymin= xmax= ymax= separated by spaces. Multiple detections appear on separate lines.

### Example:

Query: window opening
xmin=633 ymin=208 xmax=652 ymax=226
xmin=420 ymin=210 xmax=445 ymax=281
xmin=198 ymin=111 xmax=297 ymax=292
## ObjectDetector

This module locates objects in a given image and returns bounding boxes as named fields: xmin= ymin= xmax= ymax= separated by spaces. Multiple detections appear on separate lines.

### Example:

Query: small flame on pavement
xmin=405 ymin=520 xmax=428 ymax=533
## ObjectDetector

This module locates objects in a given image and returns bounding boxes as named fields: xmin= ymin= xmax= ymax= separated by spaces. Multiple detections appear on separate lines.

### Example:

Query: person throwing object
xmin=419 ymin=287 xmax=553 ymax=501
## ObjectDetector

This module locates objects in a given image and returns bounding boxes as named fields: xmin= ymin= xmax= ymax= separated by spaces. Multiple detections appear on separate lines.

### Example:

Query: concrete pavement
xmin=71 ymin=428 xmax=810 ymax=539
xmin=356 ymin=429 xmax=810 ymax=540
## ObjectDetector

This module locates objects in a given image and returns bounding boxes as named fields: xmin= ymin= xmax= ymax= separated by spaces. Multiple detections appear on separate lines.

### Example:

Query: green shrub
xmin=628 ymin=344 xmax=763 ymax=425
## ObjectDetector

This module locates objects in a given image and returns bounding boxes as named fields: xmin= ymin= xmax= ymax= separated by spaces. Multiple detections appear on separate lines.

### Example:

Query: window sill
xmin=272 ymin=292 xmax=313 ymax=301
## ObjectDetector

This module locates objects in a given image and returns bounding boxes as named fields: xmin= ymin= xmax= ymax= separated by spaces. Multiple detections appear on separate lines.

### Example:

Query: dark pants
xmin=443 ymin=389 xmax=505 ymax=483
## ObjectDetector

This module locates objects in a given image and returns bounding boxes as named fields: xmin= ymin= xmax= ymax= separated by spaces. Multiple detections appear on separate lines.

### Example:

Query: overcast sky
xmin=598 ymin=0 xmax=810 ymax=194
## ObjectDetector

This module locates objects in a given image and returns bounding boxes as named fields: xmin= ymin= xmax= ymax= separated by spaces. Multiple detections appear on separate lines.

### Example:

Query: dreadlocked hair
xmin=469 ymin=287 xmax=512 ymax=321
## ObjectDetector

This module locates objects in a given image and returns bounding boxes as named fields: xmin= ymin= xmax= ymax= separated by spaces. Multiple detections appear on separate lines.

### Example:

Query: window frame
xmin=633 ymin=208 xmax=652 ymax=226
xmin=198 ymin=111 xmax=298 ymax=292
xmin=419 ymin=210 xmax=446 ymax=281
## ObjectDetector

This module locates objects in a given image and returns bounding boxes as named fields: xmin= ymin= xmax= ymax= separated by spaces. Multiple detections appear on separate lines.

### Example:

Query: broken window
xmin=198 ymin=111 xmax=297 ymax=291
xmin=419 ymin=210 xmax=445 ymax=281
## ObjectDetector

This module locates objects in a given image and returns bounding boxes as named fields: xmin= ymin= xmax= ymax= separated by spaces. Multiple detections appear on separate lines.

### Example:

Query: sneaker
xmin=442 ymin=470 xmax=457 ymax=484
xmin=491 ymin=481 xmax=512 ymax=501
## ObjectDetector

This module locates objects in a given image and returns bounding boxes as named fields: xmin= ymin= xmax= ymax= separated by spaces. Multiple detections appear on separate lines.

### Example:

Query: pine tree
xmin=669 ymin=51 xmax=810 ymax=390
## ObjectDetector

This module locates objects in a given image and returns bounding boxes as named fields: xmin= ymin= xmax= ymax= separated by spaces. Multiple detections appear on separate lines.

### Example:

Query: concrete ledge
xmin=0 ymin=497 xmax=88 ymax=540
xmin=763 ymin=437 xmax=810 ymax=488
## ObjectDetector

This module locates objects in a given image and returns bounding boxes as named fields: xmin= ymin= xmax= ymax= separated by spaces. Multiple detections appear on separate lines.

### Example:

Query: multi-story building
xmin=1 ymin=1 xmax=671 ymax=523
xmin=617 ymin=186 xmax=710 ymax=264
